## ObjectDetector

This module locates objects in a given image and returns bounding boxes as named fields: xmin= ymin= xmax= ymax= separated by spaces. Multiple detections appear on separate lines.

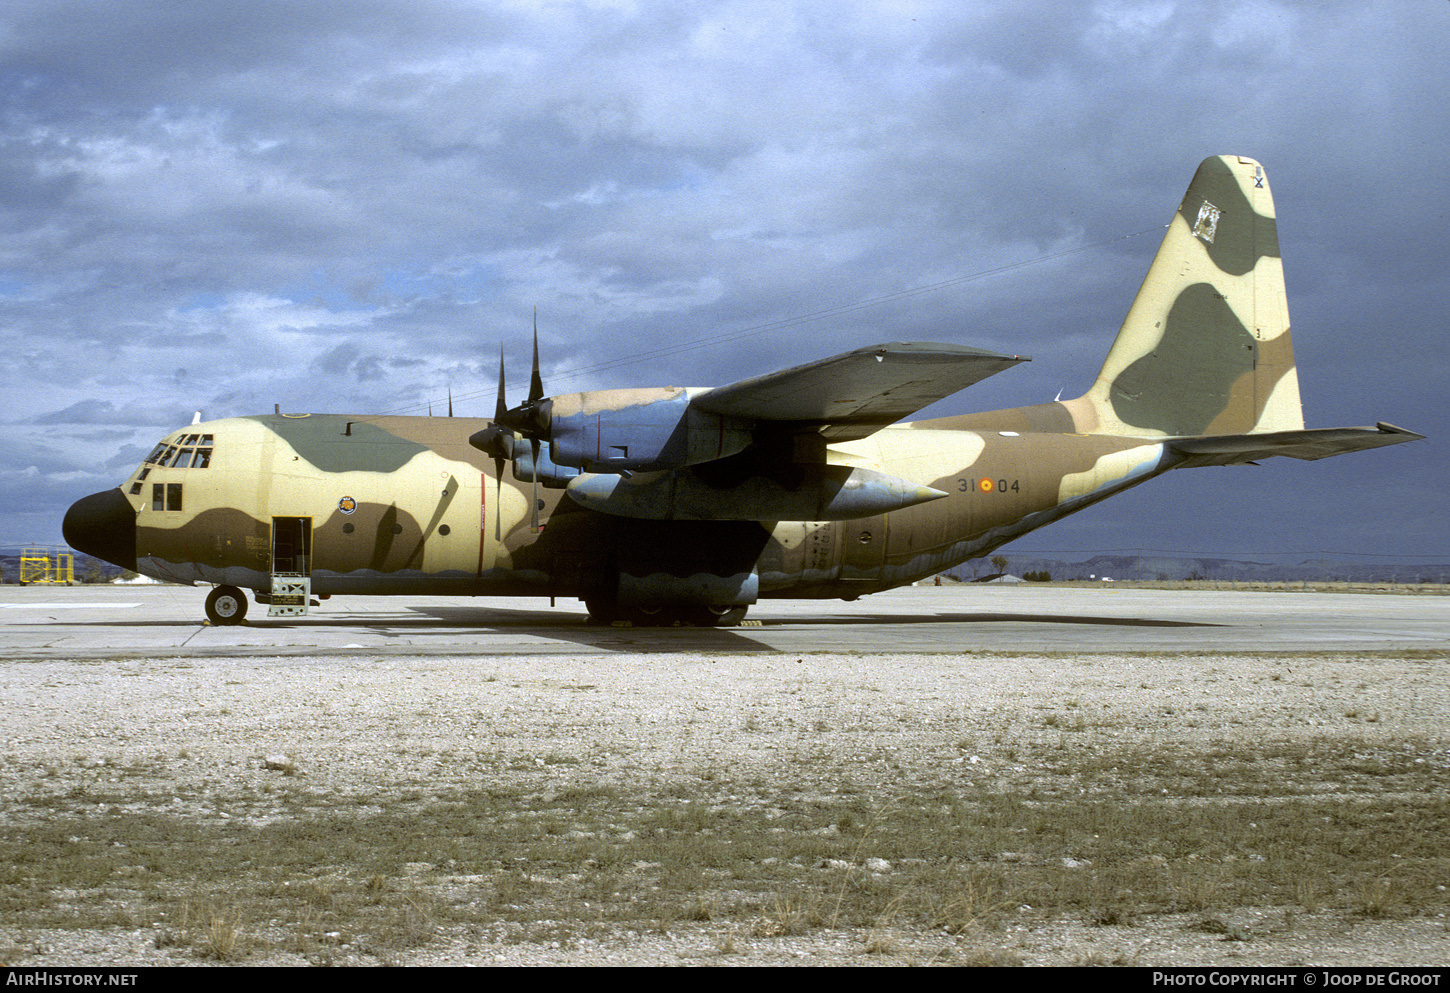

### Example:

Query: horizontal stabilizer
xmin=1169 ymin=423 xmax=1423 ymax=467
xmin=693 ymin=342 xmax=1026 ymax=441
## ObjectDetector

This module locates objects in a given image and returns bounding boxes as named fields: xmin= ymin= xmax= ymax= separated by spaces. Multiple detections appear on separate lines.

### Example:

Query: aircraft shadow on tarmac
xmin=397 ymin=606 xmax=776 ymax=651
xmin=13 ymin=610 xmax=773 ymax=653
xmin=46 ymin=606 xmax=1225 ymax=632
xmin=264 ymin=605 xmax=1221 ymax=653
xmin=34 ymin=606 xmax=1221 ymax=655
xmin=399 ymin=606 xmax=1222 ymax=631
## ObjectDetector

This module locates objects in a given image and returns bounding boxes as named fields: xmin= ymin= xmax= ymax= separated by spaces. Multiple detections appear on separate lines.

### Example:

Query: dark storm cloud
xmin=32 ymin=399 xmax=181 ymax=426
xmin=3 ymin=0 xmax=1444 ymax=557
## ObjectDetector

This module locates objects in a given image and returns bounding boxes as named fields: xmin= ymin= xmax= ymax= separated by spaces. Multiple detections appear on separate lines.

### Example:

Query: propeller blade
xmin=495 ymin=346 xmax=507 ymax=420
xmin=493 ymin=454 xmax=504 ymax=541
xmin=482 ymin=321 xmax=548 ymax=536
xmin=495 ymin=316 xmax=552 ymax=438
xmin=494 ymin=344 xmax=507 ymax=542
xmin=528 ymin=308 xmax=543 ymax=404
xmin=530 ymin=437 xmax=541 ymax=532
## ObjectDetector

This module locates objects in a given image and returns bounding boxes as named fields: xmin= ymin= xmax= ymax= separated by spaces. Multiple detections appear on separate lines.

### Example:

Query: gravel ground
xmin=2 ymin=651 xmax=1448 ymax=967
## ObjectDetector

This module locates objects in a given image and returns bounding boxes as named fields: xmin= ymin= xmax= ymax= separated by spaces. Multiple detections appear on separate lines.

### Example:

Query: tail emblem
xmin=1192 ymin=200 xmax=1221 ymax=244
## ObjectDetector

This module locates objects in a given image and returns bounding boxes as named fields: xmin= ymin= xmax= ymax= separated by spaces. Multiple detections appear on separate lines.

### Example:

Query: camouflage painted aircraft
xmin=63 ymin=156 xmax=1421 ymax=627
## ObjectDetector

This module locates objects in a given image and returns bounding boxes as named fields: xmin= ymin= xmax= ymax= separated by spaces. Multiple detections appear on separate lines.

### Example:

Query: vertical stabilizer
xmin=1075 ymin=155 xmax=1303 ymax=438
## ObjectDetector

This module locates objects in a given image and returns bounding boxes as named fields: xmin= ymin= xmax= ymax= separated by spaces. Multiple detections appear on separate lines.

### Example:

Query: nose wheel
xmin=205 ymin=585 xmax=249 ymax=625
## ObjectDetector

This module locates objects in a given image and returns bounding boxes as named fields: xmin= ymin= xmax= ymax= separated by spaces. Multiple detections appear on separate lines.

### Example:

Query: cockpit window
xmin=140 ymin=435 xmax=215 ymax=472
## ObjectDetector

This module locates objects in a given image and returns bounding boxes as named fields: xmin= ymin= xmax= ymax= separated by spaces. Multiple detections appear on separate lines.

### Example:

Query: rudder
xmin=1075 ymin=155 xmax=1304 ymax=438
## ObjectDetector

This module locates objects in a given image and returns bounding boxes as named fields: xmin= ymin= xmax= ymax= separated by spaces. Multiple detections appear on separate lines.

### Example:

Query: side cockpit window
xmin=152 ymin=482 xmax=183 ymax=512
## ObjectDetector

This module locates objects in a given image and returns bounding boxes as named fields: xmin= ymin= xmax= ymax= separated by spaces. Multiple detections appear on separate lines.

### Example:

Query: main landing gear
xmin=584 ymin=600 xmax=749 ymax=628
xmin=204 ymin=585 xmax=249 ymax=625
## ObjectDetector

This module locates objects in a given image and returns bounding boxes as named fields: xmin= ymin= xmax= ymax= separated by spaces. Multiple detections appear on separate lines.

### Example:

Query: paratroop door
xmin=269 ymin=516 xmax=311 ymax=617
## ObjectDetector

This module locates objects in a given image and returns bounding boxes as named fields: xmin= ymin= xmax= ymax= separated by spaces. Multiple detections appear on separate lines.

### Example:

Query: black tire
xmin=585 ymin=601 xmax=746 ymax=628
xmin=627 ymin=605 xmax=669 ymax=627
xmin=583 ymin=601 xmax=680 ymax=627
xmin=205 ymin=585 xmax=249 ymax=625
xmin=682 ymin=604 xmax=748 ymax=628
xmin=584 ymin=598 xmax=621 ymax=625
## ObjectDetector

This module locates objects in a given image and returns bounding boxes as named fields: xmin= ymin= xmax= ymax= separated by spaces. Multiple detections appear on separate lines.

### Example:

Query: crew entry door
xmin=269 ymin=516 xmax=312 ymax=617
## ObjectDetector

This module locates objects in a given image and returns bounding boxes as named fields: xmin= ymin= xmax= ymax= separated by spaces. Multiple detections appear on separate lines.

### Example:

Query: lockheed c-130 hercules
xmin=63 ymin=156 xmax=1422 ymax=627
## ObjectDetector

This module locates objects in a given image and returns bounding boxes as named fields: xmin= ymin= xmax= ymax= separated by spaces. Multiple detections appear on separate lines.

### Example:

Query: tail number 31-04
xmin=958 ymin=478 xmax=1020 ymax=494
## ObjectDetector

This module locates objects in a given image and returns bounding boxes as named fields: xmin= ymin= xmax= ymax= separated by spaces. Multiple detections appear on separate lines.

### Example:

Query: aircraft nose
xmin=62 ymin=488 xmax=138 ymax=573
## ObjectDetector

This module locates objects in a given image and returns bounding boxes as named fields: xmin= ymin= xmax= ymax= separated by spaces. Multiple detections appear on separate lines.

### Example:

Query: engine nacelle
xmin=565 ymin=463 xmax=947 ymax=521
xmin=512 ymin=436 xmax=582 ymax=488
xmin=547 ymin=387 xmax=753 ymax=472
xmin=468 ymin=425 xmax=582 ymax=487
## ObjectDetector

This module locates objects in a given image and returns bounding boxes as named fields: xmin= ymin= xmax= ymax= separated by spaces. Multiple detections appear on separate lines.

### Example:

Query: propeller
xmin=496 ymin=311 xmax=550 ymax=436
xmin=467 ymin=348 xmax=515 ymax=541
xmin=494 ymin=312 xmax=550 ymax=532
xmin=469 ymin=312 xmax=551 ymax=536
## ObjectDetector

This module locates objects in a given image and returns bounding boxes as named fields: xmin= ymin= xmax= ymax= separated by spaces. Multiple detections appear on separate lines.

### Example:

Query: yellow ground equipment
xmin=19 ymin=546 xmax=75 ymax=585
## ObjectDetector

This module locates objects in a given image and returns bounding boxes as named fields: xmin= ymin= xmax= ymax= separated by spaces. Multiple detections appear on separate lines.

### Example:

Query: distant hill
xmin=947 ymin=554 xmax=1450 ymax=585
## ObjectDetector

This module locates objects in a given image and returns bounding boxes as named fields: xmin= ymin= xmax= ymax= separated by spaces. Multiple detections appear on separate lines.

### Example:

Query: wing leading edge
xmin=692 ymin=341 xmax=1027 ymax=441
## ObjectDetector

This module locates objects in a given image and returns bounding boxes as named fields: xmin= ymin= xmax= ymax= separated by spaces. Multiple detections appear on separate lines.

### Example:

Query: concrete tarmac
xmin=1 ymin=582 xmax=1445 ymax=657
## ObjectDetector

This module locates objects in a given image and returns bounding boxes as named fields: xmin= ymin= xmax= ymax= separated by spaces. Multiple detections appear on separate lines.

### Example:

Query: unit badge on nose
xmin=338 ymin=496 xmax=357 ymax=515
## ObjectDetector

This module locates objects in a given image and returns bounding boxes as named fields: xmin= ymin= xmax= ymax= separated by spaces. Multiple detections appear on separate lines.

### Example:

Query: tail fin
xmin=1074 ymin=155 xmax=1303 ymax=438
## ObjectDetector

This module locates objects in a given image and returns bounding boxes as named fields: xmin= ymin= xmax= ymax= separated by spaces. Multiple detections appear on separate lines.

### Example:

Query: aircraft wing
xmin=1168 ymin=423 xmax=1424 ymax=467
xmin=691 ymin=341 xmax=1028 ymax=441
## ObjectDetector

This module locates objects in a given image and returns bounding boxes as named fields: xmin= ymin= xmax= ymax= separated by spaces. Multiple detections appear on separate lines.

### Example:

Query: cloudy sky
xmin=4 ymin=0 xmax=1445 ymax=565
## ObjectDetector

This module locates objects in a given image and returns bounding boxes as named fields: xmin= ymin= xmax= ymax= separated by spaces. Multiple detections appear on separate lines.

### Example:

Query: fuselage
xmin=64 ymin=406 xmax=1172 ymax=605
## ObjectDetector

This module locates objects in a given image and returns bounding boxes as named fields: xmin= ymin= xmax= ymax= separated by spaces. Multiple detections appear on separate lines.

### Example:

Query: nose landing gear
xmin=204 ymin=585 xmax=249 ymax=625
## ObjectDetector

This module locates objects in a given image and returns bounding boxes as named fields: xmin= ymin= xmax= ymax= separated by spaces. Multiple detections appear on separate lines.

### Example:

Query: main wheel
xmin=205 ymin=585 xmax=249 ymax=625
xmin=681 ymin=604 xmax=749 ymax=627
xmin=583 ymin=601 xmax=678 ymax=627
xmin=584 ymin=598 xmax=621 ymax=625
xmin=627 ymin=605 xmax=669 ymax=627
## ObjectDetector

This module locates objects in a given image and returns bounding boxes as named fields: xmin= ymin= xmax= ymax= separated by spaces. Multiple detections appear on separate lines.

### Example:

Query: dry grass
xmin=4 ymin=732 xmax=1447 ymax=959
xmin=4 ymin=647 xmax=1448 ymax=967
